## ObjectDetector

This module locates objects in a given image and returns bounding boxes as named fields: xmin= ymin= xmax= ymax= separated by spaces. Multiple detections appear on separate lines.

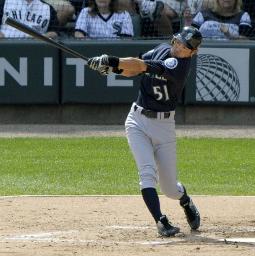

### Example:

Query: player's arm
xmin=88 ymin=55 xmax=164 ymax=77
xmin=118 ymin=57 xmax=147 ymax=77
xmin=118 ymin=57 xmax=165 ymax=77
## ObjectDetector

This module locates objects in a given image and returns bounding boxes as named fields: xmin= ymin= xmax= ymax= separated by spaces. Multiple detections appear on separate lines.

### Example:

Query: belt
xmin=133 ymin=104 xmax=173 ymax=119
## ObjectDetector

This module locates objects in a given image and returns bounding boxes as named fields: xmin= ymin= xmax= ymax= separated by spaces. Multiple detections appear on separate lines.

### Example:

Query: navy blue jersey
xmin=136 ymin=43 xmax=191 ymax=112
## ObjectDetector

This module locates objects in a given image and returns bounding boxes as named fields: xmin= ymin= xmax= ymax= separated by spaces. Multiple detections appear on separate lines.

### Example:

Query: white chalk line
xmin=1 ymin=228 xmax=255 ymax=246
xmin=2 ymin=230 xmax=78 ymax=242
xmin=0 ymin=230 xmax=173 ymax=245
xmin=221 ymin=238 xmax=255 ymax=243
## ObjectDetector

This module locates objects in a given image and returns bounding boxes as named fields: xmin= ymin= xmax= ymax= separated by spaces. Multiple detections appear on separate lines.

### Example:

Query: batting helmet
xmin=173 ymin=26 xmax=202 ymax=50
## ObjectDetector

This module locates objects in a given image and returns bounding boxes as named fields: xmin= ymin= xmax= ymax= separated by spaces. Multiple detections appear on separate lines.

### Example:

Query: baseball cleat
xmin=180 ymin=198 xmax=200 ymax=230
xmin=156 ymin=215 xmax=180 ymax=237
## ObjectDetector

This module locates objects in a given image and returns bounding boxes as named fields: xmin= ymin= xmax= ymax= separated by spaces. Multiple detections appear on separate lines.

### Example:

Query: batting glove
xmin=88 ymin=54 xmax=121 ymax=76
xmin=88 ymin=54 xmax=120 ymax=69
xmin=87 ymin=54 xmax=109 ymax=71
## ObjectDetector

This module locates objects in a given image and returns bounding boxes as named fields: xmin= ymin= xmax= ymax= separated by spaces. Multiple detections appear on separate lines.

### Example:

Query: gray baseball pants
xmin=125 ymin=103 xmax=184 ymax=199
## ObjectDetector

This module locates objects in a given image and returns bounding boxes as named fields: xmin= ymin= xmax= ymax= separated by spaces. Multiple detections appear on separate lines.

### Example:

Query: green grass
xmin=0 ymin=137 xmax=254 ymax=196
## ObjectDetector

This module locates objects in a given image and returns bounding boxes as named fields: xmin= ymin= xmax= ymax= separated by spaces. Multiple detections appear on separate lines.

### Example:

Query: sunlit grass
xmin=0 ymin=137 xmax=254 ymax=195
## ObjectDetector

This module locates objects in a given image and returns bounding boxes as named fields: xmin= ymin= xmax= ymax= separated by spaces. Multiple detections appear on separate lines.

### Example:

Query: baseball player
xmin=87 ymin=26 xmax=202 ymax=237
xmin=0 ymin=0 xmax=59 ymax=38
xmin=74 ymin=0 xmax=134 ymax=39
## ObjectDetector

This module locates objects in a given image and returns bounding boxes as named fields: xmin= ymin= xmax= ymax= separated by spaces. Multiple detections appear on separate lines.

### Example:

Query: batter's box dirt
xmin=0 ymin=196 xmax=254 ymax=256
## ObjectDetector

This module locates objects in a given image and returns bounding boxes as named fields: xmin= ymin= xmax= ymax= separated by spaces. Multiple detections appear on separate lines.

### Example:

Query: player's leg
xmin=152 ymin=120 xmax=200 ymax=230
xmin=125 ymin=107 xmax=179 ymax=236
xmin=125 ymin=112 xmax=161 ymax=221
xmin=179 ymin=185 xmax=200 ymax=230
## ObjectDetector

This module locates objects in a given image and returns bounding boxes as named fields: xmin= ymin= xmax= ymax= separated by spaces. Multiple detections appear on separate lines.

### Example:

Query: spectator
xmin=192 ymin=0 xmax=252 ymax=39
xmin=74 ymin=0 xmax=134 ymax=39
xmin=138 ymin=0 xmax=176 ymax=37
xmin=123 ymin=0 xmax=211 ymax=38
xmin=118 ymin=0 xmax=141 ymax=37
xmin=242 ymin=0 xmax=255 ymax=18
xmin=0 ymin=0 xmax=59 ymax=38
xmin=161 ymin=0 xmax=213 ymax=28
xmin=69 ymin=0 xmax=88 ymax=16
xmin=44 ymin=0 xmax=75 ymax=26
xmin=242 ymin=0 xmax=255 ymax=37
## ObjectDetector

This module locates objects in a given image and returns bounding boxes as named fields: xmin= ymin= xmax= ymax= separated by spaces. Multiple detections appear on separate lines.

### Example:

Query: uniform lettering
xmin=31 ymin=14 xmax=36 ymax=23
xmin=153 ymin=85 xmax=169 ymax=101
xmin=155 ymin=74 xmax=167 ymax=81
xmin=37 ymin=16 xmax=42 ymax=24
xmin=12 ymin=10 xmax=17 ymax=19
xmin=26 ymin=11 xmax=31 ymax=21
xmin=41 ymin=20 xmax=48 ymax=28
xmin=6 ymin=11 xmax=48 ymax=29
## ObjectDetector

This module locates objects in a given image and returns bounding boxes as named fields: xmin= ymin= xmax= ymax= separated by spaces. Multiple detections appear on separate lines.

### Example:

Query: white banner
xmin=196 ymin=48 xmax=250 ymax=102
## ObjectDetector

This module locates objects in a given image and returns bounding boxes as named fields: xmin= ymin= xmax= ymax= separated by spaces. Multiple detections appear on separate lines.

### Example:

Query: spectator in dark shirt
xmin=242 ymin=0 xmax=255 ymax=37
xmin=118 ymin=0 xmax=211 ymax=38
xmin=242 ymin=0 xmax=255 ymax=18
xmin=192 ymin=0 xmax=252 ymax=39
xmin=70 ymin=0 xmax=87 ymax=16
xmin=45 ymin=0 xmax=75 ymax=25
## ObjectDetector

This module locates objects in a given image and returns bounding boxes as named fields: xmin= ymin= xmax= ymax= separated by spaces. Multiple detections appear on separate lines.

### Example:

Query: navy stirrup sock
xmin=141 ymin=188 xmax=162 ymax=222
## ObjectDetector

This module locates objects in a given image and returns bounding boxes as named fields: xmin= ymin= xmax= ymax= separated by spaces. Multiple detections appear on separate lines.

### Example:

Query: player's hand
xmin=99 ymin=67 xmax=123 ymax=76
xmin=88 ymin=54 xmax=122 ymax=75
xmin=98 ymin=66 xmax=112 ymax=76
xmin=87 ymin=54 xmax=109 ymax=71
xmin=220 ymin=24 xmax=228 ymax=34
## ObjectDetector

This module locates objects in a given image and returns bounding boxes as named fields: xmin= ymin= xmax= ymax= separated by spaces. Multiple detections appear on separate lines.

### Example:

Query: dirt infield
xmin=0 ymin=196 xmax=254 ymax=256
xmin=0 ymin=125 xmax=254 ymax=255
xmin=0 ymin=124 xmax=255 ymax=138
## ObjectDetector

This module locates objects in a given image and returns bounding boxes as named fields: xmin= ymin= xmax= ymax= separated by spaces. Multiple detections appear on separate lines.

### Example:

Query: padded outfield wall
xmin=0 ymin=39 xmax=254 ymax=124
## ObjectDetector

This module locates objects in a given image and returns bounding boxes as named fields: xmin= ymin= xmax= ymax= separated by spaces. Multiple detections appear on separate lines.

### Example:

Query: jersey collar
xmin=97 ymin=11 xmax=114 ymax=22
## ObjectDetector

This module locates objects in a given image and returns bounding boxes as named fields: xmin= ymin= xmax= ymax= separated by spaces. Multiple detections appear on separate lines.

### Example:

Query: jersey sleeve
xmin=47 ymin=5 xmax=59 ymax=32
xmin=120 ymin=11 xmax=134 ymax=37
xmin=239 ymin=12 xmax=252 ymax=37
xmin=0 ymin=0 xmax=5 ymax=26
xmin=140 ymin=49 xmax=155 ymax=60
xmin=75 ymin=8 xmax=89 ymax=35
xmin=191 ymin=11 xmax=204 ymax=29
xmin=144 ymin=59 xmax=165 ymax=75
xmin=160 ymin=58 xmax=181 ymax=79
xmin=144 ymin=57 xmax=182 ymax=79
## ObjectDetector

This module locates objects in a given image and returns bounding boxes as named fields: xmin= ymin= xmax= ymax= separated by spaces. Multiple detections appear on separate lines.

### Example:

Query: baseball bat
xmin=5 ymin=17 xmax=88 ymax=63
